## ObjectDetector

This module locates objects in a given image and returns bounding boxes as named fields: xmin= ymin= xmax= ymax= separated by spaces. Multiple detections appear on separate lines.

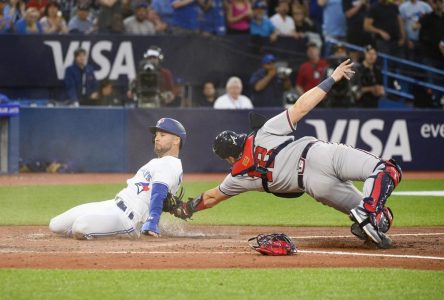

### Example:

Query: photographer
xmin=249 ymin=54 xmax=292 ymax=107
xmin=128 ymin=46 xmax=176 ymax=107
xmin=324 ymin=44 xmax=354 ymax=107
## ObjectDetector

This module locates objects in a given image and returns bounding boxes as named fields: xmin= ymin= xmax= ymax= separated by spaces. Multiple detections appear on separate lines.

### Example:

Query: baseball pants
xmin=302 ymin=142 xmax=381 ymax=214
xmin=49 ymin=199 xmax=139 ymax=239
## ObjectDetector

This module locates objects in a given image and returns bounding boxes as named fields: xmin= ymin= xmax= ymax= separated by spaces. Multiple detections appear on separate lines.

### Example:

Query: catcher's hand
xmin=163 ymin=187 xmax=185 ymax=214
xmin=171 ymin=194 xmax=203 ymax=220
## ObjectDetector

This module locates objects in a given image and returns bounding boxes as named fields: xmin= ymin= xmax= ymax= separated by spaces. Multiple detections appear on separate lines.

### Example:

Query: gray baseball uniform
xmin=219 ymin=110 xmax=380 ymax=214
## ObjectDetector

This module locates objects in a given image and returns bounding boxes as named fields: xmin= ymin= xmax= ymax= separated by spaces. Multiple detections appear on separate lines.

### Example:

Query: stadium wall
xmin=20 ymin=108 xmax=444 ymax=172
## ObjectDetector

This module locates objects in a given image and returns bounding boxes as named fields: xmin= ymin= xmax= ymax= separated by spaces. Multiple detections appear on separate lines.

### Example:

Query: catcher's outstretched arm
xmin=201 ymin=187 xmax=231 ymax=208
xmin=288 ymin=59 xmax=354 ymax=124
xmin=174 ymin=187 xmax=231 ymax=220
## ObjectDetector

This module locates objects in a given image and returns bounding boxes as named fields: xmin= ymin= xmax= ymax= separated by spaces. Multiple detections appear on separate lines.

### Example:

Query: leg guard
xmin=363 ymin=159 xmax=402 ymax=214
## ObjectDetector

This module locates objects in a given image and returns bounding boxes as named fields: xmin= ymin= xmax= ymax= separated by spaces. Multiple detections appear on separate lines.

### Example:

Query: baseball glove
xmin=248 ymin=233 xmax=297 ymax=256
xmin=163 ymin=187 xmax=185 ymax=214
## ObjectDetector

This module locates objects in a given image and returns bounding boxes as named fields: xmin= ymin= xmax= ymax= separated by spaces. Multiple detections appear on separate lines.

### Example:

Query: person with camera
xmin=128 ymin=46 xmax=176 ymax=107
xmin=324 ymin=43 xmax=355 ymax=107
xmin=354 ymin=45 xmax=385 ymax=108
xmin=249 ymin=53 xmax=292 ymax=107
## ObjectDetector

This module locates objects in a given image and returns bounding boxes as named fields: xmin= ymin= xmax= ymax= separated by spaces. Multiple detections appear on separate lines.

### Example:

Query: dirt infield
xmin=0 ymin=172 xmax=443 ymax=270
xmin=0 ymin=225 xmax=443 ymax=270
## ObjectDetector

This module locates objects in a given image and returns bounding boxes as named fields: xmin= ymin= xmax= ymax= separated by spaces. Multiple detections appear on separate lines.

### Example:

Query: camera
xmin=277 ymin=67 xmax=292 ymax=78
xmin=135 ymin=59 xmax=161 ymax=107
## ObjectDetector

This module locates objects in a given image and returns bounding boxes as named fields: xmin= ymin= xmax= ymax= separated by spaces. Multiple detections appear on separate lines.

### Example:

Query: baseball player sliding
xmin=49 ymin=118 xmax=186 ymax=239
xmin=175 ymin=59 xmax=402 ymax=249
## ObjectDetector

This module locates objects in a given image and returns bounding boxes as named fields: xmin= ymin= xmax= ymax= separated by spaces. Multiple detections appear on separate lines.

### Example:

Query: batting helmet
xmin=213 ymin=130 xmax=247 ymax=160
xmin=150 ymin=118 xmax=187 ymax=146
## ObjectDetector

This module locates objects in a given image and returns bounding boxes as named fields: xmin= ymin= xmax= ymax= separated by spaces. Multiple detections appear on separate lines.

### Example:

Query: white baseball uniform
xmin=49 ymin=156 xmax=183 ymax=239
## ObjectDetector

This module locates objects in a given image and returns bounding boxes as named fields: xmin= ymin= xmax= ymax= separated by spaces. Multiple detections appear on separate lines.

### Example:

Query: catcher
xmin=49 ymin=118 xmax=186 ymax=239
xmin=173 ymin=59 xmax=402 ymax=249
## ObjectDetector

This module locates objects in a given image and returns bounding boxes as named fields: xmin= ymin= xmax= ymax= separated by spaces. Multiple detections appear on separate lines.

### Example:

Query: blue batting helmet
xmin=150 ymin=118 xmax=187 ymax=146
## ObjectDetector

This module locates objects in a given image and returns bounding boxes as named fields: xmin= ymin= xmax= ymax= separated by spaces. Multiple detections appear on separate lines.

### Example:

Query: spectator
xmin=318 ymin=0 xmax=347 ymax=56
xmin=0 ymin=0 xmax=13 ymax=33
xmin=198 ymin=0 xmax=226 ymax=35
xmin=270 ymin=0 xmax=301 ymax=38
xmin=295 ymin=42 xmax=328 ymax=95
xmin=147 ymin=5 xmax=169 ymax=33
xmin=325 ymin=43 xmax=354 ymax=107
xmin=364 ymin=0 xmax=406 ymax=57
xmin=68 ymin=3 xmax=94 ymax=34
xmin=249 ymin=54 xmax=292 ymax=107
xmin=354 ymin=45 xmax=385 ymax=108
xmin=197 ymin=81 xmax=218 ymax=107
xmin=342 ymin=0 xmax=373 ymax=61
xmin=292 ymin=3 xmax=322 ymax=46
xmin=214 ymin=76 xmax=253 ymax=109
xmin=40 ymin=1 xmax=68 ymax=34
xmin=399 ymin=0 xmax=432 ymax=61
xmin=151 ymin=0 xmax=173 ymax=26
xmin=95 ymin=79 xmax=124 ymax=106
xmin=3 ymin=0 xmax=26 ymax=23
xmin=308 ymin=0 xmax=324 ymax=34
xmin=170 ymin=0 xmax=199 ymax=34
xmin=64 ymin=48 xmax=98 ymax=106
xmin=97 ymin=0 xmax=124 ymax=33
xmin=14 ymin=7 xmax=43 ymax=33
xmin=123 ymin=2 xmax=155 ymax=35
xmin=26 ymin=0 xmax=48 ymax=15
xmin=419 ymin=0 xmax=444 ymax=68
xmin=226 ymin=0 xmax=251 ymax=34
xmin=250 ymin=0 xmax=278 ymax=42
xmin=172 ymin=77 xmax=191 ymax=107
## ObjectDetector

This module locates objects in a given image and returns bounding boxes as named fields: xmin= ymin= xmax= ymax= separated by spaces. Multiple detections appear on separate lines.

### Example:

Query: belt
xmin=116 ymin=198 xmax=134 ymax=220
xmin=297 ymin=141 xmax=317 ymax=190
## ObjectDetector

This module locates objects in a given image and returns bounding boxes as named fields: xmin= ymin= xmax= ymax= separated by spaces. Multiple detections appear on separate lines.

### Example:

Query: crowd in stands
xmin=0 ymin=0 xmax=443 ymax=108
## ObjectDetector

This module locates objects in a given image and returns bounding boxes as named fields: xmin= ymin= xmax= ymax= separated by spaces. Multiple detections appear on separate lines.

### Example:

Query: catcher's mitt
xmin=163 ymin=187 xmax=185 ymax=214
xmin=248 ymin=233 xmax=297 ymax=256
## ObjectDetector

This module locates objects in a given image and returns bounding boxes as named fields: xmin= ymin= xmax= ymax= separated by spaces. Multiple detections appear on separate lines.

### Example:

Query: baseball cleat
xmin=350 ymin=222 xmax=367 ymax=241
xmin=350 ymin=207 xmax=392 ymax=249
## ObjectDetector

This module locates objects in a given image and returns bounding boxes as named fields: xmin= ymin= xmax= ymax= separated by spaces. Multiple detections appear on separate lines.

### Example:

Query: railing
xmin=327 ymin=38 xmax=444 ymax=103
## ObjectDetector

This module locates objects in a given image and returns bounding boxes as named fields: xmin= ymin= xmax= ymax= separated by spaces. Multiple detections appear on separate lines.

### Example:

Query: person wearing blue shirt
xmin=198 ymin=0 xmax=226 ymax=35
xmin=64 ymin=48 xmax=98 ymax=105
xmin=14 ymin=7 xmax=43 ymax=34
xmin=250 ymin=1 xmax=277 ymax=41
xmin=249 ymin=54 xmax=291 ymax=107
xmin=152 ymin=0 xmax=174 ymax=26
xmin=170 ymin=0 xmax=199 ymax=33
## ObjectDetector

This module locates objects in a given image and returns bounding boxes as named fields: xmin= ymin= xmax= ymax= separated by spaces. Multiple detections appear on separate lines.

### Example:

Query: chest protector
xmin=231 ymin=133 xmax=304 ymax=199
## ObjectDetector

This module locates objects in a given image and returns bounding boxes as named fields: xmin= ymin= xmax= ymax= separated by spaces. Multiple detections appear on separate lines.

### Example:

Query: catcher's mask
xmin=248 ymin=233 xmax=297 ymax=256
xmin=212 ymin=130 xmax=247 ymax=160
xmin=150 ymin=118 xmax=187 ymax=149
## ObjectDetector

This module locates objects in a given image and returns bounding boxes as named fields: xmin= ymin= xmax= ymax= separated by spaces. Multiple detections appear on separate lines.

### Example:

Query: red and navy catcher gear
xmin=150 ymin=118 xmax=187 ymax=147
xmin=248 ymin=233 xmax=297 ymax=256
xmin=363 ymin=159 xmax=402 ymax=214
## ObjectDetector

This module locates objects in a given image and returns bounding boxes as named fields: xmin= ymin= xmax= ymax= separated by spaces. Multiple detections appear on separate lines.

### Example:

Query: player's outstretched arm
xmin=288 ymin=59 xmax=354 ymax=124
xmin=174 ymin=187 xmax=231 ymax=219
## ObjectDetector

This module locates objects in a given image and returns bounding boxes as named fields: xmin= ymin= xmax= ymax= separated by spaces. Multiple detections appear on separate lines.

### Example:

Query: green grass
xmin=1 ymin=268 xmax=443 ymax=300
xmin=0 ymin=179 xmax=443 ymax=226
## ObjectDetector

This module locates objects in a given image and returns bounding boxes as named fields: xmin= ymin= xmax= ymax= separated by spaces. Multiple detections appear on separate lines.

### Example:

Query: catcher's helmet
xmin=150 ymin=118 xmax=187 ymax=146
xmin=213 ymin=130 xmax=247 ymax=159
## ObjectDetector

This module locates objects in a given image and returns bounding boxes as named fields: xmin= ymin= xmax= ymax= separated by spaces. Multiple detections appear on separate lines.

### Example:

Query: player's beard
xmin=154 ymin=141 xmax=172 ymax=157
